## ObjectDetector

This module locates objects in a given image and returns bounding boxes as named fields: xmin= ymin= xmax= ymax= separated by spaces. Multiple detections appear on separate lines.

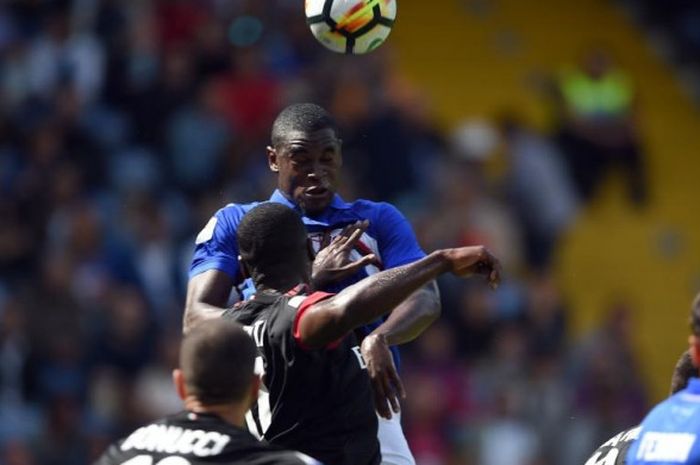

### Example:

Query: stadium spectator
xmin=499 ymin=115 xmax=579 ymax=269
xmin=554 ymin=47 xmax=648 ymax=206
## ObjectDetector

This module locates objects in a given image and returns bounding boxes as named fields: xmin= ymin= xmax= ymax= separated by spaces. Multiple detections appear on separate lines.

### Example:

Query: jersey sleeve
xmin=189 ymin=206 xmax=245 ymax=280
xmin=292 ymin=292 xmax=335 ymax=349
xmin=585 ymin=426 xmax=640 ymax=465
xmin=373 ymin=202 xmax=426 ymax=269
xmin=265 ymin=293 xmax=335 ymax=352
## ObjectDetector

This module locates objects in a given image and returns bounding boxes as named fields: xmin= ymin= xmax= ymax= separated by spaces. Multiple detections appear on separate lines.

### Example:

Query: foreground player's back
xmin=585 ymin=426 xmax=640 ymax=465
xmin=225 ymin=290 xmax=380 ymax=465
xmin=627 ymin=378 xmax=700 ymax=465
xmin=94 ymin=411 xmax=321 ymax=465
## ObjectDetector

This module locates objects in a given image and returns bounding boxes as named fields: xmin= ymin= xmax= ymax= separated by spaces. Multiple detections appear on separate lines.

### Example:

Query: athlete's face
xmin=268 ymin=128 xmax=342 ymax=216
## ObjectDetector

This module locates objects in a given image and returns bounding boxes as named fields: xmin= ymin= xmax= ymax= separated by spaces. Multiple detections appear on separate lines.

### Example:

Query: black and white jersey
xmin=222 ymin=287 xmax=380 ymax=465
xmin=94 ymin=411 xmax=321 ymax=465
xmin=585 ymin=426 xmax=641 ymax=465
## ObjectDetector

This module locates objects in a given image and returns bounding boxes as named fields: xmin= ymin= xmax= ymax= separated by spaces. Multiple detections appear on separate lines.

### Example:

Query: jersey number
xmin=244 ymin=354 xmax=272 ymax=439
xmin=121 ymin=456 xmax=190 ymax=465
xmin=243 ymin=321 xmax=272 ymax=438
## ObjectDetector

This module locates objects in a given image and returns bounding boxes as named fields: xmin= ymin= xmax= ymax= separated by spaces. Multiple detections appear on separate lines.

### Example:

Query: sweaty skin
xmin=267 ymin=128 xmax=341 ymax=216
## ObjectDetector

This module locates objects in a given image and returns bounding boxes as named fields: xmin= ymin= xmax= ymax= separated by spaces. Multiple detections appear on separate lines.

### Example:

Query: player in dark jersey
xmin=222 ymin=203 xmax=500 ymax=465
xmin=95 ymin=320 xmax=321 ymax=465
xmin=585 ymin=345 xmax=699 ymax=463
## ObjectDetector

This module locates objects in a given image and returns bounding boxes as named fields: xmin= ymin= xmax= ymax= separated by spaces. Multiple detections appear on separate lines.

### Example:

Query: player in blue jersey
xmin=585 ymin=350 xmax=698 ymax=465
xmin=184 ymin=103 xmax=441 ymax=465
xmin=625 ymin=293 xmax=700 ymax=465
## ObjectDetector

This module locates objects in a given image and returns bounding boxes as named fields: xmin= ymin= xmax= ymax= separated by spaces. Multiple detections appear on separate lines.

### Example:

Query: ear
xmin=173 ymin=369 xmax=187 ymax=401
xmin=238 ymin=255 xmax=250 ymax=280
xmin=267 ymin=146 xmax=279 ymax=172
xmin=689 ymin=335 xmax=700 ymax=368
xmin=246 ymin=375 xmax=261 ymax=411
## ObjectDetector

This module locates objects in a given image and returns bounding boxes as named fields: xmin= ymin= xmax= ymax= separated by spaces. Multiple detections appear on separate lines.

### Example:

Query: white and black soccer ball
xmin=305 ymin=0 xmax=397 ymax=55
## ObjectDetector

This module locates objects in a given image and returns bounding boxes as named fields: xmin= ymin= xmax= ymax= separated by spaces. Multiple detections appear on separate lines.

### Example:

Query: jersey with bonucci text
xmin=585 ymin=426 xmax=640 ymax=465
xmin=190 ymin=189 xmax=426 ymax=369
xmin=222 ymin=288 xmax=381 ymax=465
xmin=94 ymin=411 xmax=322 ymax=465
xmin=627 ymin=378 xmax=700 ymax=464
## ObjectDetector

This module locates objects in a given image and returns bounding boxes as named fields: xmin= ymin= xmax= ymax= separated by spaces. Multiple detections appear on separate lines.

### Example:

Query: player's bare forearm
xmin=183 ymin=270 xmax=236 ymax=334
xmin=326 ymin=252 xmax=447 ymax=329
xmin=300 ymin=252 xmax=449 ymax=347
xmin=299 ymin=246 xmax=501 ymax=346
xmin=368 ymin=281 xmax=441 ymax=346
xmin=299 ymin=246 xmax=500 ymax=348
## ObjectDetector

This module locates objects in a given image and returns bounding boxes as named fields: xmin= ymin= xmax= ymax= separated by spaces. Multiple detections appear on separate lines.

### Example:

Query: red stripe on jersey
xmin=293 ymin=291 xmax=338 ymax=350
xmin=285 ymin=283 xmax=309 ymax=297
xmin=355 ymin=240 xmax=384 ymax=270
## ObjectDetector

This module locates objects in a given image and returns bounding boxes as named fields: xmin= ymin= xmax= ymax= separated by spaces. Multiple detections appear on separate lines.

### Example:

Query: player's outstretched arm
xmin=183 ymin=269 xmax=235 ymax=334
xmin=298 ymin=246 xmax=500 ymax=349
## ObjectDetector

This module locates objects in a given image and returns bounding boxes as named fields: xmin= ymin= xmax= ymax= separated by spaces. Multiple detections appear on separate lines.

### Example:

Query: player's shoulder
xmin=224 ymin=292 xmax=301 ymax=325
xmin=646 ymin=389 xmax=693 ymax=418
xmin=585 ymin=425 xmax=640 ymax=465
xmin=215 ymin=200 xmax=265 ymax=221
xmin=195 ymin=201 xmax=263 ymax=245
xmin=343 ymin=197 xmax=395 ymax=212
xmin=341 ymin=198 xmax=405 ymax=223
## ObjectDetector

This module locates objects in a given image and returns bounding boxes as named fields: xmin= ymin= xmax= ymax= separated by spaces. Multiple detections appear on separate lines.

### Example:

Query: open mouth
xmin=304 ymin=185 xmax=329 ymax=198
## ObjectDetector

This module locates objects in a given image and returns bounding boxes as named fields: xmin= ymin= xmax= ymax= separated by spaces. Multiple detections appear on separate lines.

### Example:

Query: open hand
xmin=361 ymin=333 xmax=405 ymax=419
xmin=311 ymin=220 xmax=379 ymax=289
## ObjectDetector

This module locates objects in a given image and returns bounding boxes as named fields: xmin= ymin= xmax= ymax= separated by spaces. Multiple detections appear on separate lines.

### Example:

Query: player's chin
xmin=298 ymin=192 xmax=332 ymax=215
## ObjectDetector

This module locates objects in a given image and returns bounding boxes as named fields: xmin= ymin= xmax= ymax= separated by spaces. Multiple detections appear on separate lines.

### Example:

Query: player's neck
xmin=183 ymin=397 xmax=246 ymax=429
xmin=255 ymin=273 xmax=309 ymax=294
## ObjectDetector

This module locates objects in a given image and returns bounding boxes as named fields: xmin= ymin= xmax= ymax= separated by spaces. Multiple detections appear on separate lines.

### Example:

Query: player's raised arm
xmin=184 ymin=206 xmax=250 ymax=334
xmin=184 ymin=270 xmax=235 ymax=334
xmin=297 ymin=245 xmax=500 ymax=349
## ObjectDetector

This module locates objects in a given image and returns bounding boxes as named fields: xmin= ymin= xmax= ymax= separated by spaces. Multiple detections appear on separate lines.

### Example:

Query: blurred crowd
xmin=622 ymin=0 xmax=700 ymax=102
xmin=626 ymin=0 xmax=700 ymax=73
xmin=0 ymin=1 xmax=651 ymax=464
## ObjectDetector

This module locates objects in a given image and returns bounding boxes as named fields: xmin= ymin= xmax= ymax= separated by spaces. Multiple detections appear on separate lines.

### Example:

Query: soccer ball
xmin=305 ymin=0 xmax=397 ymax=55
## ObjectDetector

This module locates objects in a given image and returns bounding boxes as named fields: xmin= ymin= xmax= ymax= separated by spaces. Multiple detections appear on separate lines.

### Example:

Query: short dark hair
xmin=270 ymin=103 xmax=339 ymax=147
xmin=670 ymin=350 xmax=698 ymax=394
xmin=180 ymin=320 xmax=257 ymax=405
xmin=692 ymin=292 xmax=700 ymax=336
xmin=237 ymin=203 xmax=308 ymax=283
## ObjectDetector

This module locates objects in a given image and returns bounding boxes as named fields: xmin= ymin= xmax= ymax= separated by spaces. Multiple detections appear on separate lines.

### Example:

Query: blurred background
xmin=1 ymin=0 xmax=700 ymax=464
